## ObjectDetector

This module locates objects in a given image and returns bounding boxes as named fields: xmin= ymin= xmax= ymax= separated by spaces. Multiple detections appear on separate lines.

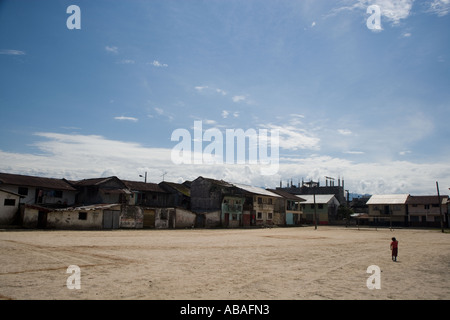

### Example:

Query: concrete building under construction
xmin=276 ymin=176 xmax=347 ymax=206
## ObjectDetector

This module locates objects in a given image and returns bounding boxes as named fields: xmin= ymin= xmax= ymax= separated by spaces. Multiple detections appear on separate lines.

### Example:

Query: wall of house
xmin=302 ymin=204 xmax=329 ymax=224
xmin=120 ymin=205 xmax=143 ymax=229
xmin=368 ymin=204 xmax=406 ymax=226
xmin=221 ymin=196 xmax=244 ymax=228
xmin=46 ymin=210 xmax=103 ymax=229
xmin=204 ymin=210 xmax=221 ymax=228
xmin=151 ymin=208 xmax=176 ymax=229
xmin=272 ymin=212 xmax=285 ymax=226
xmin=253 ymin=195 xmax=276 ymax=226
xmin=0 ymin=185 xmax=76 ymax=206
xmin=408 ymin=204 xmax=447 ymax=227
xmin=0 ymin=191 xmax=20 ymax=225
xmin=174 ymin=208 xmax=196 ymax=228
xmin=22 ymin=207 xmax=39 ymax=228
xmin=190 ymin=179 xmax=224 ymax=212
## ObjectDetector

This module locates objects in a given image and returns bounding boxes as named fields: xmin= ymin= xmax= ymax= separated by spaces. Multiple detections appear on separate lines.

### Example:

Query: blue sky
xmin=0 ymin=0 xmax=449 ymax=195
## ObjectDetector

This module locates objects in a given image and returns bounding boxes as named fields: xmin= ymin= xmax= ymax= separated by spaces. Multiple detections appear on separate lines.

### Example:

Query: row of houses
xmin=363 ymin=194 xmax=449 ymax=228
xmin=0 ymin=172 xmax=448 ymax=229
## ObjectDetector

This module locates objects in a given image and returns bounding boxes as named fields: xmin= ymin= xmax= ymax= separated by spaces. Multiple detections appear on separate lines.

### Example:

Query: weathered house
xmin=123 ymin=180 xmax=170 ymax=207
xmin=72 ymin=176 xmax=133 ymax=206
xmin=0 ymin=189 xmax=23 ymax=225
xmin=0 ymin=172 xmax=77 ymax=208
xmin=406 ymin=195 xmax=448 ymax=228
xmin=190 ymin=176 xmax=244 ymax=228
xmin=268 ymin=189 xmax=305 ymax=226
xmin=159 ymin=181 xmax=191 ymax=209
xmin=366 ymin=194 xmax=409 ymax=227
xmin=297 ymin=194 xmax=340 ymax=225
xmin=233 ymin=183 xmax=282 ymax=227
xmin=23 ymin=203 xmax=122 ymax=230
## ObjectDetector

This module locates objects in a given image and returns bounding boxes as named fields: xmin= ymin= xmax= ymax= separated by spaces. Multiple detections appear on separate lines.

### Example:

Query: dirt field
xmin=0 ymin=226 xmax=449 ymax=300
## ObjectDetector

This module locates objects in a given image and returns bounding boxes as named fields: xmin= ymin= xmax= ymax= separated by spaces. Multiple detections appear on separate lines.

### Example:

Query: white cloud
xmin=233 ymin=112 xmax=240 ymax=118
xmin=311 ymin=21 xmax=316 ymax=27
xmin=221 ymin=110 xmax=229 ymax=119
xmin=117 ymin=59 xmax=135 ymax=64
xmin=373 ymin=0 xmax=414 ymax=24
xmin=195 ymin=85 xmax=209 ymax=92
xmin=105 ymin=46 xmax=118 ymax=54
xmin=330 ymin=0 xmax=414 ymax=25
xmin=0 ymin=49 xmax=25 ymax=55
xmin=264 ymin=124 xmax=321 ymax=151
xmin=216 ymin=88 xmax=227 ymax=95
xmin=402 ymin=32 xmax=412 ymax=37
xmin=338 ymin=129 xmax=353 ymax=135
xmin=114 ymin=116 xmax=138 ymax=122
xmin=232 ymin=95 xmax=246 ymax=103
xmin=204 ymin=119 xmax=217 ymax=125
xmin=154 ymin=107 xmax=164 ymax=115
xmin=428 ymin=0 xmax=450 ymax=16
xmin=149 ymin=60 xmax=168 ymax=67
xmin=0 ymin=132 xmax=449 ymax=195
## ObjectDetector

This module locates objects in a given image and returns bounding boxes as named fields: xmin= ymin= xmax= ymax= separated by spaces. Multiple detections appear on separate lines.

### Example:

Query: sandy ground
xmin=0 ymin=226 xmax=449 ymax=300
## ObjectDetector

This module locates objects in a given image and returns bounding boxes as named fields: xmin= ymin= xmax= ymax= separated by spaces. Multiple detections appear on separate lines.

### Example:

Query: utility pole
xmin=436 ymin=181 xmax=444 ymax=233
xmin=139 ymin=172 xmax=147 ymax=183
xmin=313 ymin=187 xmax=317 ymax=230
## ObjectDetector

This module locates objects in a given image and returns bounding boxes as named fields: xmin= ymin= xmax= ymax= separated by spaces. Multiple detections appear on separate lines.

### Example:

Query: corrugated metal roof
xmin=122 ymin=180 xmax=167 ymax=193
xmin=233 ymin=183 xmax=282 ymax=198
xmin=295 ymin=194 xmax=338 ymax=204
xmin=0 ymin=172 xmax=77 ymax=191
xmin=0 ymin=188 xmax=23 ymax=197
xmin=406 ymin=195 xmax=448 ymax=205
xmin=56 ymin=203 xmax=121 ymax=211
xmin=73 ymin=176 xmax=120 ymax=187
xmin=366 ymin=194 xmax=409 ymax=205
xmin=267 ymin=189 xmax=306 ymax=201
xmin=159 ymin=181 xmax=191 ymax=197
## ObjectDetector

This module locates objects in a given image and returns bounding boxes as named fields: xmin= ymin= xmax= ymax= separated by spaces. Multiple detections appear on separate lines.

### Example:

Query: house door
xmin=168 ymin=209 xmax=175 ymax=229
xmin=195 ymin=214 xmax=205 ymax=228
xmin=143 ymin=209 xmax=155 ymax=228
xmin=224 ymin=213 xmax=229 ymax=227
xmin=103 ymin=210 xmax=120 ymax=229
xmin=37 ymin=211 xmax=47 ymax=229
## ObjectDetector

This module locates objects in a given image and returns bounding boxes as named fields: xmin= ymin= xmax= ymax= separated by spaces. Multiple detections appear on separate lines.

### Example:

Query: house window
xmin=267 ymin=212 xmax=273 ymax=220
xmin=424 ymin=205 xmax=430 ymax=210
xmin=18 ymin=187 xmax=28 ymax=196
xmin=4 ymin=199 xmax=16 ymax=206
xmin=432 ymin=204 xmax=439 ymax=208
xmin=54 ymin=190 xmax=63 ymax=198
xmin=78 ymin=212 xmax=87 ymax=220
xmin=318 ymin=204 xmax=324 ymax=209
xmin=257 ymin=212 xmax=262 ymax=219
xmin=232 ymin=214 xmax=237 ymax=220
xmin=268 ymin=198 xmax=272 ymax=205
xmin=257 ymin=197 xmax=263 ymax=204
xmin=310 ymin=204 xmax=315 ymax=209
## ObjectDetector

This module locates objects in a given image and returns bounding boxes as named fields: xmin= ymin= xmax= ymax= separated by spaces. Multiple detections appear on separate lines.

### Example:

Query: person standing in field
xmin=390 ymin=237 xmax=399 ymax=262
